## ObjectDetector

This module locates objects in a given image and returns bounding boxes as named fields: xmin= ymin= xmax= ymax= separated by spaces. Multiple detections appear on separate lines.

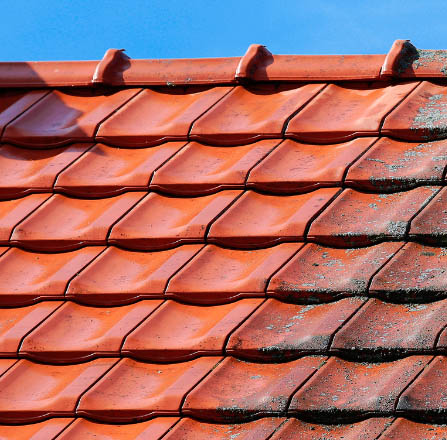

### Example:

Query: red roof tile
xmin=0 ymin=418 xmax=72 ymax=440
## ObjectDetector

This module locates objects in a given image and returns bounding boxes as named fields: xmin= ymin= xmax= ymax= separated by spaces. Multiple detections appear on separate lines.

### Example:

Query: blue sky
xmin=3 ymin=1 xmax=447 ymax=61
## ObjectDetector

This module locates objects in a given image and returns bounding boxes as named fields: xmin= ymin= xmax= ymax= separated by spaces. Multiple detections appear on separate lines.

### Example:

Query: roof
xmin=1 ymin=38 xmax=447 ymax=438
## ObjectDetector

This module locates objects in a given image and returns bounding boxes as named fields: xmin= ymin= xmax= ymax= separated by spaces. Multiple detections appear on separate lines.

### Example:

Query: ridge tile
xmin=151 ymin=140 xmax=279 ymax=195
xmin=77 ymin=357 xmax=219 ymax=422
xmin=67 ymin=245 xmax=202 ymax=305
xmin=269 ymin=242 xmax=401 ymax=303
xmin=0 ymin=418 xmax=72 ymax=440
xmin=11 ymin=193 xmax=145 ymax=251
xmin=0 ymin=143 xmax=89 ymax=200
xmin=55 ymin=142 xmax=185 ymax=197
xmin=247 ymin=138 xmax=375 ymax=194
xmin=109 ymin=190 xmax=241 ymax=250
xmin=286 ymin=82 xmax=418 ymax=143
xmin=307 ymin=187 xmax=439 ymax=247
xmin=122 ymin=298 xmax=261 ymax=361
xmin=227 ymin=297 xmax=364 ymax=361
xmin=0 ymin=358 xmax=116 ymax=423
xmin=96 ymin=86 xmax=232 ymax=147
xmin=182 ymin=356 xmax=326 ymax=422
xmin=20 ymin=300 xmax=161 ymax=363
xmin=3 ymin=89 xmax=141 ymax=147
xmin=190 ymin=83 xmax=325 ymax=145
xmin=289 ymin=356 xmax=431 ymax=421
xmin=0 ymin=247 xmax=103 ymax=306
xmin=166 ymin=243 xmax=302 ymax=304
xmin=207 ymin=188 xmax=339 ymax=248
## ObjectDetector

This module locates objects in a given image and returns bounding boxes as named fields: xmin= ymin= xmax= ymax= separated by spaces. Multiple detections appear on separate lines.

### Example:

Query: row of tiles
xmin=0 ymin=241 xmax=446 ymax=306
xmin=3 ymin=185 xmax=447 ymax=251
xmin=1 ymin=355 xmax=447 ymax=423
xmin=3 ymin=297 xmax=447 ymax=363
xmin=3 ymin=81 xmax=447 ymax=147
xmin=0 ymin=417 xmax=443 ymax=440
xmin=3 ymin=136 xmax=447 ymax=199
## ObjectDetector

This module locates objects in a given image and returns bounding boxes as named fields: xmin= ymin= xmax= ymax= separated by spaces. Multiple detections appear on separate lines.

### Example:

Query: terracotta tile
xmin=308 ymin=187 xmax=438 ymax=246
xmin=208 ymin=188 xmax=339 ymax=248
xmin=0 ymin=358 xmax=116 ymax=422
xmin=247 ymin=138 xmax=374 ymax=194
xmin=56 ymin=417 xmax=178 ymax=439
xmin=67 ymin=245 xmax=202 ymax=305
xmin=151 ymin=140 xmax=278 ymax=195
xmin=164 ymin=417 xmax=285 ymax=440
xmin=96 ymin=86 xmax=231 ymax=147
xmin=183 ymin=356 xmax=325 ymax=422
xmin=190 ymin=83 xmax=324 ymax=145
xmin=289 ymin=356 xmax=430 ymax=421
xmin=55 ymin=142 xmax=185 ymax=197
xmin=332 ymin=298 xmax=447 ymax=357
xmin=286 ymin=82 xmax=417 ymax=143
xmin=410 ymin=187 xmax=447 ymax=244
xmin=0 ymin=301 xmax=61 ymax=356
xmin=0 ymin=359 xmax=16 ymax=376
xmin=0 ymin=418 xmax=72 ymax=440
xmin=110 ymin=191 xmax=240 ymax=250
xmin=370 ymin=242 xmax=447 ymax=302
xmin=0 ymin=90 xmax=48 ymax=135
xmin=397 ymin=356 xmax=447 ymax=420
xmin=3 ymin=89 xmax=140 ymax=147
xmin=379 ymin=418 xmax=447 ymax=439
xmin=382 ymin=81 xmax=447 ymax=141
xmin=11 ymin=193 xmax=144 ymax=251
xmin=269 ymin=242 xmax=401 ymax=302
xmin=0 ymin=144 xmax=89 ymax=199
xmin=0 ymin=247 xmax=103 ymax=306
xmin=270 ymin=418 xmax=393 ymax=440
xmin=227 ymin=298 xmax=364 ymax=361
xmin=122 ymin=298 xmax=261 ymax=361
xmin=21 ymin=300 xmax=161 ymax=363
xmin=167 ymin=243 xmax=301 ymax=304
xmin=345 ymin=137 xmax=447 ymax=191
xmin=77 ymin=357 xmax=219 ymax=422
xmin=0 ymin=248 xmax=7 ymax=258
xmin=0 ymin=194 xmax=49 ymax=244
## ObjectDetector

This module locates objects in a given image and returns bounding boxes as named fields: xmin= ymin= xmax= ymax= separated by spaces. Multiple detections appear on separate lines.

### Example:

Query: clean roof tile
xmin=55 ymin=142 xmax=185 ymax=197
xmin=96 ymin=86 xmax=232 ymax=147
xmin=332 ymin=298 xmax=447 ymax=357
xmin=56 ymin=417 xmax=178 ymax=440
xmin=380 ymin=418 xmax=447 ymax=439
xmin=269 ymin=242 xmax=401 ymax=302
xmin=11 ymin=193 xmax=144 ymax=251
xmin=151 ymin=140 xmax=278 ymax=195
xmin=370 ymin=242 xmax=447 ymax=302
xmin=286 ymin=82 xmax=418 ymax=143
xmin=20 ymin=300 xmax=161 ymax=363
xmin=67 ymin=245 xmax=202 ymax=305
xmin=207 ymin=188 xmax=339 ymax=248
xmin=0 ymin=247 xmax=103 ymax=306
xmin=227 ymin=298 xmax=364 ymax=361
xmin=122 ymin=299 xmax=261 ymax=361
xmin=0 ymin=358 xmax=116 ymax=423
xmin=0 ymin=418 xmax=72 ymax=440
xmin=0 ymin=194 xmax=49 ymax=244
xmin=77 ymin=357 xmax=219 ymax=422
xmin=247 ymin=138 xmax=374 ymax=194
xmin=382 ymin=81 xmax=447 ymax=141
xmin=109 ymin=191 xmax=241 ymax=250
xmin=290 ymin=356 xmax=430 ymax=421
xmin=308 ymin=187 xmax=439 ymax=247
xmin=0 ymin=301 xmax=61 ymax=356
xmin=190 ymin=83 xmax=325 ymax=145
xmin=345 ymin=137 xmax=447 ymax=191
xmin=163 ymin=417 xmax=285 ymax=440
xmin=166 ymin=243 xmax=301 ymax=304
xmin=182 ymin=356 xmax=326 ymax=422
xmin=0 ymin=143 xmax=89 ymax=199
xmin=3 ymin=89 xmax=140 ymax=147
xmin=0 ymin=359 xmax=16 ymax=376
